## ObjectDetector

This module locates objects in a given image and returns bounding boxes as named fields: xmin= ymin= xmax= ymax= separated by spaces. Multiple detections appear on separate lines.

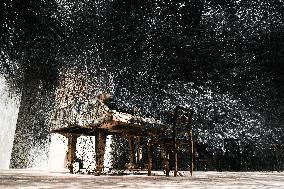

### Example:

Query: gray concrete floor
xmin=1 ymin=169 xmax=284 ymax=188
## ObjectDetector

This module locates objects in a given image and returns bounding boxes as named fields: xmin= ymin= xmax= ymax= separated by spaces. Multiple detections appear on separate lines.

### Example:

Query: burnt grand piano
xmin=51 ymin=93 xmax=193 ymax=176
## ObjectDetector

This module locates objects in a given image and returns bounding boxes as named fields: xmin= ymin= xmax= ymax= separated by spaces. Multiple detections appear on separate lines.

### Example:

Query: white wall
xmin=48 ymin=133 xmax=68 ymax=170
xmin=0 ymin=75 xmax=20 ymax=169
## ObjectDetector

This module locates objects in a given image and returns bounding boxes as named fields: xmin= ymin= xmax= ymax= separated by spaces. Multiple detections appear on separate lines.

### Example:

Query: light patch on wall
xmin=48 ymin=134 xmax=112 ymax=172
xmin=48 ymin=133 xmax=68 ymax=170
xmin=0 ymin=75 xmax=21 ymax=170
xmin=104 ymin=135 xmax=112 ymax=170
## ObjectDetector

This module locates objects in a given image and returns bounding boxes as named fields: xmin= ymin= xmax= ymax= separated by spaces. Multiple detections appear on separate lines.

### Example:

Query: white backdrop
xmin=0 ymin=75 xmax=21 ymax=169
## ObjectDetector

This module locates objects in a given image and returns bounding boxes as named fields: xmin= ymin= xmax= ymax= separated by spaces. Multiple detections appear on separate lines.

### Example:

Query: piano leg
xmin=127 ymin=135 xmax=135 ymax=171
xmin=161 ymin=145 xmax=170 ymax=177
xmin=147 ymin=142 xmax=152 ymax=176
xmin=129 ymin=135 xmax=135 ymax=164
xmin=137 ymin=136 xmax=143 ymax=169
xmin=67 ymin=134 xmax=78 ymax=174
xmin=95 ymin=129 xmax=107 ymax=174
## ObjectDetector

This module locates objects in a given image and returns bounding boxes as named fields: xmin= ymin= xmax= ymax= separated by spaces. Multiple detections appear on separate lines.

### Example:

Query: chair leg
xmin=147 ymin=143 xmax=152 ymax=176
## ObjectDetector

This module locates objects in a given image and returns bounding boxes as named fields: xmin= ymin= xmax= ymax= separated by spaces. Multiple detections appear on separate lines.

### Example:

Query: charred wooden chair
xmin=147 ymin=106 xmax=194 ymax=177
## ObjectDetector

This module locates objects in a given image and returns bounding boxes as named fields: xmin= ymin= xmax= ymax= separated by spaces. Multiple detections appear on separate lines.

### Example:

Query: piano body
xmin=51 ymin=93 xmax=163 ymax=174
